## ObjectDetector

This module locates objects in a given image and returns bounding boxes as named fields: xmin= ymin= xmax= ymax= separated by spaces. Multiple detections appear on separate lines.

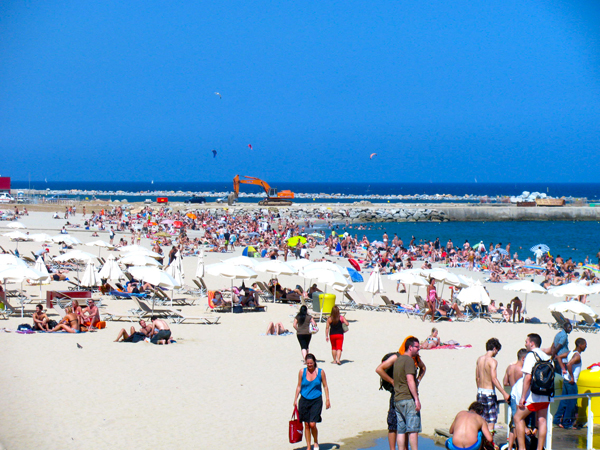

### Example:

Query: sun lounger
xmin=130 ymin=297 xmax=176 ymax=319
xmin=379 ymin=295 xmax=412 ymax=317
xmin=2 ymin=298 xmax=36 ymax=318
xmin=343 ymin=291 xmax=379 ymax=311
xmin=549 ymin=311 xmax=568 ymax=330
xmin=166 ymin=309 xmax=221 ymax=325
xmin=577 ymin=313 xmax=599 ymax=334
xmin=109 ymin=290 xmax=148 ymax=299
xmin=256 ymin=282 xmax=275 ymax=302
xmin=152 ymin=288 xmax=195 ymax=307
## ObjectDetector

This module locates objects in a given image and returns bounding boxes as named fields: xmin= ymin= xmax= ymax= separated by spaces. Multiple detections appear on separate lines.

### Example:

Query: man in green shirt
xmin=376 ymin=337 xmax=422 ymax=450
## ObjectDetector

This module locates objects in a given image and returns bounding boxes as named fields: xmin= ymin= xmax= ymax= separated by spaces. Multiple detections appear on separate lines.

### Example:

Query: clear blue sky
xmin=1 ymin=0 xmax=600 ymax=183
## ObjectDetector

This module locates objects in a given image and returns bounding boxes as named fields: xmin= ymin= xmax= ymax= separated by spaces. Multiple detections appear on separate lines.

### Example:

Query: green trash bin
xmin=312 ymin=292 xmax=321 ymax=313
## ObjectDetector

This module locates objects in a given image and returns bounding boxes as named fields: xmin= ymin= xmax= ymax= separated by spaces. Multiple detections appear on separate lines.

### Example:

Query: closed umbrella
xmin=503 ymin=280 xmax=547 ymax=314
xmin=165 ymin=252 xmax=184 ymax=288
xmin=80 ymin=261 xmax=101 ymax=288
xmin=98 ymin=254 xmax=125 ymax=281
xmin=34 ymin=256 xmax=51 ymax=296
xmin=364 ymin=266 xmax=385 ymax=304
xmin=196 ymin=250 xmax=205 ymax=278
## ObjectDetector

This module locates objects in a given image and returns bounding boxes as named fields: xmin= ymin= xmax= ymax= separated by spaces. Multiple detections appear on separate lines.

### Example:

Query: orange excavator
xmin=230 ymin=175 xmax=295 ymax=206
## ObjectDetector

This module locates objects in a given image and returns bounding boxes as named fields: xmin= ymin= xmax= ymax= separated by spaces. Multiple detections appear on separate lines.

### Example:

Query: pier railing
xmin=503 ymin=392 xmax=600 ymax=450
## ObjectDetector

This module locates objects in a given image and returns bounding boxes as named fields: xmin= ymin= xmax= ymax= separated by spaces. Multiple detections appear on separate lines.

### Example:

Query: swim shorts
xmin=151 ymin=329 xmax=171 ymax=344
xmin=394 ymin=398 xmax=421 ymax=434
xmin=445 ymin=432 xmax=483 ymax=450
xmin=387 ymin=394 xmax=397 ymax=432
xmin=476 ymin=390 xmax=498 ymax=424
xmin=527 ymin=402 xmax=549 ymax=412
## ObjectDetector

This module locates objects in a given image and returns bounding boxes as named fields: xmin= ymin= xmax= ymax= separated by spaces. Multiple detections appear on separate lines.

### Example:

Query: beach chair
xmin=413 ymin=295 xmax=428 ymax=320
xmin=189 ymin=279 xmax=207 ymax=297
xmin=344 ymin=291 xmax=380 ymax=311
xmin=549 ymin=311 xmax=568 ymax=330
xmin=166 ymin=309 xmax=221 ymax=325
xmin=22 ymin=256 xmax=36 ymax=264
xmin=464 ymin=303 xmax=493 ymax=323
xmin=256 ymin=281 xmax=275 ymax=302
xmin=130 ymin=297 xmax=175 ymax=319
xmin=379 ymin=295 xmax=412 ymax=317
xmin=2 ymin=298 xmax=36 ymax=318
xmin=577 ymin=313 xmax=599 ymax=334
xmin=206 ymin=292 xmax=232 ymax=313
xmin=152 ymin=288 xmax=193 ymax=307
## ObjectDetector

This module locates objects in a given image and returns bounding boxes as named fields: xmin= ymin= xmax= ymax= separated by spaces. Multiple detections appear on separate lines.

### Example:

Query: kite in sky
xmin=370 ymin=153 xmax=377 ymax=159
xmin=248 ymin=144 xmax=253 ymax=150
xmin=215 ymin=92 xmax=221 ymax=99
xmin=212 ymin=149 xmax=217 ymax=158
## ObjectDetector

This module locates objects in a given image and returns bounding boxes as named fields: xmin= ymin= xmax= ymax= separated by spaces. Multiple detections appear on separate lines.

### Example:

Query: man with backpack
xmin=515 ymin=333 xmax=552 ymax=450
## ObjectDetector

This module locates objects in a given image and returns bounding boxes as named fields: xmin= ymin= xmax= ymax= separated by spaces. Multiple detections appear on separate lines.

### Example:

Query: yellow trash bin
xmin=319 ymin=293 xmax=336 ymax=315
xmin=577 ymin=367 xmax=600 ymax=425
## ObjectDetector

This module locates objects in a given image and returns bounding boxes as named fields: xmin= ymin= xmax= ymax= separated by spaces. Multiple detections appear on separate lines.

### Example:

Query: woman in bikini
xmin=48 ymin=307 xmax=80 ymax=333
xmin=421 ymin=327 xmax=441 ymax=349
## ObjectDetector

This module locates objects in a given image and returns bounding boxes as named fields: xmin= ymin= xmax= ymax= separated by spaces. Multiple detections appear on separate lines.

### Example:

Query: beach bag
xmin=17 ymin=324 xmax=32 ymax=331
xmin=309 ymin=322 xmax=319 ymax=334
xmin=342 ymin=322 xmax=349 ymax=333
xmin=232 ymin=305 xmax=243 ymax=314
xmin=379 ymin=352 xmax=398 ymax=393
xmin=47 ymin=320 xmax=58 ymax=329
xmin=530 ymin=352 xmax=554 ymax=397
xmin=289 ymin=406 xmax=303 ymax=444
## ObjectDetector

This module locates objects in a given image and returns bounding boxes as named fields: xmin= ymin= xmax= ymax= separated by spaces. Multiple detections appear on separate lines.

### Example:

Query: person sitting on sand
xmin=150 ymin=316 xmax=171 ymax=345
xmin=81 ymin=299 xmax=100 ymax=329
xmin=48 ymin=307 xmax=80 ymax=333
xmin=421 ymin=328 xmax=442 ymax=349
xmin=32 ymin=304 xmax=50 ymax=331
xmin=115 ymin=319 xmax=152 ymax=342
xmin=266 ymin=322 xmax=289 ymax=335
xmin=446 ymin=401 xmax=493 ymax=450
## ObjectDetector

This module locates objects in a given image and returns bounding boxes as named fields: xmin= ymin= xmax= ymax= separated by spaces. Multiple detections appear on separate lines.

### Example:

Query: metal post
xmin=587 ymin=394 xmax=593 ymax=450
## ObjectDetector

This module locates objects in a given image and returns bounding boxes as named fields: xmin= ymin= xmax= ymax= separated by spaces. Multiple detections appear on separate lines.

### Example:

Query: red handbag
xmin=289 ymin=406 xmax=303 ymax=443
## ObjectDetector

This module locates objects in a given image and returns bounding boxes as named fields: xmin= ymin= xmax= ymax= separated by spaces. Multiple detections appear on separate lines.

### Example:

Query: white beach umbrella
xmin=3 ymin=231 xmax=31 ymax=249
xmin=0 ymin=254 xmax=28 ymax=269
xmin=30 ymin=233 xmax=53 ymax=243
xmin=119 ymin=245 xmax=150 ymax=253
xmin=0 ymin=265 xmax=46 ymax=317
xmin=302 ymin=261 xmax=349 ymax=277
xmin=548 ymin=301 xmax=598 ymax=319
xmin=205 ymin=262 xmax=258 ymax=311
xmin=388 ymin=272 xmax=429 ymax=303
xmin=86 ymin=240 xmax=115 ymax=256
xmin=256 ymin=260 xmax=298 ymax=276
xmin=222 ymin=255 xmax=259 ymax=269
xmin=456 ymin=284 xmax=491 ymax=307
xmin=98 ymin=254 xmax=125 ymax=281
xmin=34 ymin=256 xmax=51 ymax=296
xmin=128 ymin=266 xmax=181 ymax=289
xmin=80 ymin=261 xmax=101 ymax=287
xmin=120 ymin=254 xmax=160 ymax=267
xmin=6 ymin=222 xmax=26 ymax=229
xmin=51 ymin=234 xmax=81 ymax=245
xmin=54 ymin=250 xmax=97 ymax=263
xmin=302 ymin=268 xmax=352 ymax=293
xmin=548 ymin=283 xmax=592 ymax=298
xmin=364 ymin=266 xmax=385 ymax=304
xmin=587 ymin=284 xmax=600 ymax=295
xmin=195 ymin=250 xmax=205 ymax=278
xmin=504 ymin=280 xmax=547 ymax=314
xmin=287 ymin=259 xmax=313 ymax=271
xmin=120 ymin=248 xmax=162 ymax=259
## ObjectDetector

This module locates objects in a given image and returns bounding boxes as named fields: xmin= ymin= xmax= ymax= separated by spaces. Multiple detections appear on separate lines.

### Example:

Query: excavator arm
xmin=230 ymin=175 xmax=294 ymax=206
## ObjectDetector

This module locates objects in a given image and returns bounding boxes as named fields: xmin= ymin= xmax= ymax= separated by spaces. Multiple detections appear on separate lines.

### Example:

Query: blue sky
xmin=1 ymin=0 xmax=600 ymax=183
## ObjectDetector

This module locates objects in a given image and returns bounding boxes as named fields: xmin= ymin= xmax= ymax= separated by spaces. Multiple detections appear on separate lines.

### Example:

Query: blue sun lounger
xmin=109 ymin=290 xmax=148 ymax=299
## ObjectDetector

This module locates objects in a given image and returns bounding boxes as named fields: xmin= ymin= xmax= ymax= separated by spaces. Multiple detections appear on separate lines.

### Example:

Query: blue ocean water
xmin=11 ymin=181 xmax=600 ymax=199
xmin=322 ymin=221 xmax=600 ymax=265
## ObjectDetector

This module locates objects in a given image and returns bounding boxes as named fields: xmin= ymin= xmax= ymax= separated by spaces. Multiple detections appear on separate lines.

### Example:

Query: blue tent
xmin=346 ymin=267 xmax=364 ymax=282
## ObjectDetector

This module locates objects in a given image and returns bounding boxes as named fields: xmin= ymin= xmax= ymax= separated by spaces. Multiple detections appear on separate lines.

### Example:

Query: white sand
xmin=1 ymin=210 xmax=599 ymax=450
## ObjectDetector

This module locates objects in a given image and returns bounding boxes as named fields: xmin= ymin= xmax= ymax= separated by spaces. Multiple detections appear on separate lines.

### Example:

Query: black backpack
xmin=530 ymin=351 xmax=555 ymax=397
xmin=379 ymin=352 xmax=398 ymax=393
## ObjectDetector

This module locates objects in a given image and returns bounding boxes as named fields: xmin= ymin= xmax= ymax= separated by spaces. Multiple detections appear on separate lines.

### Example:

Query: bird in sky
xmin=212 ymin=149 xmax=217 ymax=158
xmin=370 ymin=153 xmax=377 ymax=159
xmin=215 ymin=92 xmax=221 ymax=99
xmin=248 ymin=144 xmax=253 ymax=150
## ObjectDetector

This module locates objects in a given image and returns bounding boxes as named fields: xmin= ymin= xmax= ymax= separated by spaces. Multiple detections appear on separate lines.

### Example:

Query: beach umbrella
xmin=186 ymin=213 xmax=197 ymax=219
xmin=80 ymin=261 xmax=101 ymax=288
xmin=119 ymin=245 xmax=151 ymax=254
xmin=120 ymin=254 xmax=160 ymax=267
xmin=3 ymin=231 xmax=31 ymax=249
xmin=99 ymin=254 xmax=125 ymax=281
xmin=173 ymin=221 xmax=184 ymax=228
xmin=119 ymin=247 xmax=162 ymax=258
xmin=472 ymin=242 xmax=485 ymax=251
xmin=302 ymin=261 xmax=349 ymax=277
xmin=388 ymin=272 xmax=428 ymax=303
xmin=491 ymin=248 xmax=509 ymax=257
xmin=54 ymin=250 xmax=97 ymax=263
xmin=205 ymin=263 xmax=258 ymax=311
xmin=256 ymin=260 xmax=298 ymax=276
xmin=503 ymin=280 xmax=547 ymax=314
xmin=286 ymin=236 xmax=307 ymax=247
xmin=6 ymin=222 xmax=26 ymax=229
xmin=548 ymin=283 xmax=592 ymax=298
xmin=0 ymin=254 xmax=28 ymax=268
xmin=165 ymin=252 xmax=184 ymax=286
xmin=308 ymin=232 xmax=325 ymax=239
xmin=302 ymin=268 xmax=352 ymax=292
xmin=364 ymin=266 xmax=385 ymax=304
xmin=86 ymin=239 xmax=115 ymax=256
xmin=530 ymin=244 xmax=550 ymax=254
xmin=548 ymin=301 xmax=598 ymax=319
xmin=30 ymin=233 xmax=53 ymax=243
xmin=51 ymin=235 xmax=81 ymax=245
xmin=0 ymin=265 xmax=47 ymax=317
xmin=287 ymin=259 xmax=313 ymax=271
xmin=222 ymin=255 xmax=259 ymax=269
xmin=426 ymin=268 xmax=465 ymax=298
xmin=196 ymin=250 xmax=205 ymax=278
xmin=456 ymin=284 xmax=491 ymax=307
xmin=128 ymin=266 xmax=181 ymax=289
xmin=587 ymin=284 xmax=600 ymax=295
xmin=160 ymin=219 xmax=174 ymax=225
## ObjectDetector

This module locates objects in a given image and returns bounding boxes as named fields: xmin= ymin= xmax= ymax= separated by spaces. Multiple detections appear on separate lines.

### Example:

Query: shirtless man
xmin=503 ymin=348 xmax=527 ymax=450
xmin=446 ymin=402 xmax=494 ymax=450
xmin=48 ymin=307 xmax=80 ymax=333
xmin=81 ymin=299 xmax=100 ymax=329
xmin=150 ymin=316 xmax=172 ymax=345
xmin=32 ymin=304 xmax=50 ymax=331
xmin=475 ymin=338 xmax=510 ymax=432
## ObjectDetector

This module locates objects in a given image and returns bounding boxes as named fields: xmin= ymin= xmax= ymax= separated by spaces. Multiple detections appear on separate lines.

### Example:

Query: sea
xmin=12 ymin=181 xmax=600 ymax=264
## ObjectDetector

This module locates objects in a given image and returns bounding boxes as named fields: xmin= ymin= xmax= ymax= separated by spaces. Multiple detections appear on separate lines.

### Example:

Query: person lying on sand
xmin=266 ymin=322 xmax=289 ymax=335
xmin=115 ymin=319 xmax=152 ymax=342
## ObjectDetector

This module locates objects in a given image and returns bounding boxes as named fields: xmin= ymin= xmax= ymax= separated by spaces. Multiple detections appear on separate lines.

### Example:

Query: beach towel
xmin=427 ymin=344 xmax=472 ymax=350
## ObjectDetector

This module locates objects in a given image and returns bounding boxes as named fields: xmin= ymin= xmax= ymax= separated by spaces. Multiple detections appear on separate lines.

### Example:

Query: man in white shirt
xmin=515 ymin=333 xmax=551 ymax=450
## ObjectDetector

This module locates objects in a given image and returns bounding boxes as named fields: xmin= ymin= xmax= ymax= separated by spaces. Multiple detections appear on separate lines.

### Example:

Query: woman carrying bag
xmin=325 ymin=306 xmax=349 ymax=365
xmin=293 ymin=305 xmax=318 ymax=362
xmin=293 ymin=354 xmax=331 ymax=450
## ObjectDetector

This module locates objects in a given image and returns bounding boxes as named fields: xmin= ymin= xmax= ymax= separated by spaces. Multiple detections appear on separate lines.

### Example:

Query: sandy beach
xmin=1 ymin=209 xmax=599 ymax=450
